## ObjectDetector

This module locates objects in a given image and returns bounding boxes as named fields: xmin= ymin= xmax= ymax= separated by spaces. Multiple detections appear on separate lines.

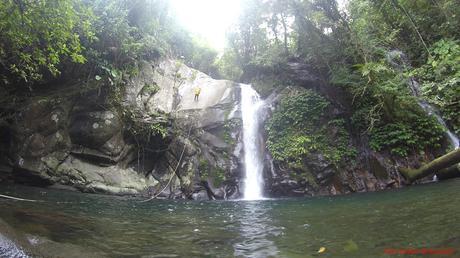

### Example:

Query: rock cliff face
xmin=244 ymin=59 xmax=441 ymax=197
xmin=125 ymin=59 xmax=243 ymax=199
xmin=260 ymin=88 xmax=401 ymax=197
xmin=0 ymin=58 xmax=243 ymax=199
xmin=0 ymin=57 xmax=446 ymax=199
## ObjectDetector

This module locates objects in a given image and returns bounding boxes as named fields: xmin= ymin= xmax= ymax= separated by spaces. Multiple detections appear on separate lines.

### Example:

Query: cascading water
xmin=408 ymin=79 xmax=459 ymax=182
xmin=240 ymin=84 xmax=265 ymax=200
xmin=408 ymin=78 xmax=459 ymax=149
xmin=387 ymin=50 xmax=459 ymax=149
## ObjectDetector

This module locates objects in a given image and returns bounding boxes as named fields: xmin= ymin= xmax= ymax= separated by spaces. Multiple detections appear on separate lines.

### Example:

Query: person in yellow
xmin=194 ymin=86 xmax=201 ymax=102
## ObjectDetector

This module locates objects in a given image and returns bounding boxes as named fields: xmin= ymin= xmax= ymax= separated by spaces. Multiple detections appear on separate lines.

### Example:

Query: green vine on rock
xmin=266 ymin=89 xmax=355 ymax=168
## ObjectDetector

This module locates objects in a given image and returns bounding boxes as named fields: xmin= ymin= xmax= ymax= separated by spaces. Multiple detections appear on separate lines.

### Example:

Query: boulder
xmin=192 ymin=190 xmax=209 ymax=201
xmin=69 ymin=111 xmax=122 ymax=149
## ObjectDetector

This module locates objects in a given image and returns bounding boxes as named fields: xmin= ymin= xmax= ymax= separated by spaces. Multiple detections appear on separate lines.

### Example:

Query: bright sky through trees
xmin=170 ymin=0 xmax=242 ymax=51
xmin=170 ymin=0 xmax=348 ymax=51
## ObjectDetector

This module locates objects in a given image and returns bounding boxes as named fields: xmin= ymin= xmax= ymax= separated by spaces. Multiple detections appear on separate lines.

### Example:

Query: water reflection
xmin=1 ymin=181 xmax=460 ymax=257
xmin=233 ymin=201 xmax=281 ymax=257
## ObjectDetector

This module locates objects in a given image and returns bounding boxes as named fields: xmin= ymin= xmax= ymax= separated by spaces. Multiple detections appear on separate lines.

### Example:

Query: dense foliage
xmin=266 ymin=89 xmax=355 ymax=166
xmin=369 ymin=117 xmax=444 ymax=156
xmin=414 ymin=39 xmax=460 ymax=135
xmin=221 ymin=0 xmax=459 ymax=158
xmin=1 ymin=0 xmax=459 ymax=160
xmin=0 ymin=0 xmax=218 ymax=88
xmin=0 ymin=0 xmax=94 ymax=84
xmin=0 ymin=0 xmax=219 ymax=139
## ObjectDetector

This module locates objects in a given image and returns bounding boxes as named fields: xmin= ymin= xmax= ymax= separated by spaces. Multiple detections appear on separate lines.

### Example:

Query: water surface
xmin=0 ymin=179 xmax=459 ymax=257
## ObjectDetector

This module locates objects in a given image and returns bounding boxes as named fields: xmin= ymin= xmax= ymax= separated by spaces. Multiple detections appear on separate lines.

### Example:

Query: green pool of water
xmin=0 ymin=179 xmax=459 ymax=257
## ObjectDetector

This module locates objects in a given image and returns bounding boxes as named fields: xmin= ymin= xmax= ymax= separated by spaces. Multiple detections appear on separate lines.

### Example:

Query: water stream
xmin=408 ymin=78 xmax=459 ymax=149
xmin=240 ymin=84 xmax=265 ymax=200
xmin=388 ymin=50 xmax=459 ymax=149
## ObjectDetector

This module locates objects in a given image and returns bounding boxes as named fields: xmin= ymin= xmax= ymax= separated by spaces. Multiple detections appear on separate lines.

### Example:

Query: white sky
xmin=169 ymin=0 xmax=348 ymax=52
xmin=169 ymin=0 xmax=242 ymax=51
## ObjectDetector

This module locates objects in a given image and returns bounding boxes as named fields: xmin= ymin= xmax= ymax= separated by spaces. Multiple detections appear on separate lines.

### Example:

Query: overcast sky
xmin=170 ymin=0 xmax=348 ymax=51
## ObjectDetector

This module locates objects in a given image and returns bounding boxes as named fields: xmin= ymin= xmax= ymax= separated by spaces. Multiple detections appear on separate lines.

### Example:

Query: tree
xmin=0 ymin=0 xmax=94 ymax=85
xmin=220 ymin=0 xmax=459 ymax=160
xmin=400 ymin=148 xmax=460 ymax=182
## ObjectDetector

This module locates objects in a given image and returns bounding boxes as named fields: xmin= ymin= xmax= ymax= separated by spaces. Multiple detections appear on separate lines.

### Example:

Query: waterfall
xmin=387 ymin=50 xmax=459 ymax=149
xmin=240 ymin=84 xmax=265 ymax=200
xmin=408 ymin=79 xmax=459 ymax=149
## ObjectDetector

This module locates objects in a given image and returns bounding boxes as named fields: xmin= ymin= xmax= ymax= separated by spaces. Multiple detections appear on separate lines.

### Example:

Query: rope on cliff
xmin=139 ymin=123 xmax=193 ymax=203
xmin=0 ymin=194 xmax=42 ymax=202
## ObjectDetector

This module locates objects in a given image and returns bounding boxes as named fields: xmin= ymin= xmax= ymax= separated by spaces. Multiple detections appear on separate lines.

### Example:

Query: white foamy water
xmin=387 ymin=50 xmax=459 ymax=150
xmin=240 ymin=84 xmax=265 ymax=200
xmin=408 ymin=79 xmax=459 ymax=149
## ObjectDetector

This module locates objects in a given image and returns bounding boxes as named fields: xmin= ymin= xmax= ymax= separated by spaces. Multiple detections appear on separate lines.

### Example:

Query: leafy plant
xmin=122 ymin=108 xmax=168 ymax=140
xmin=266 ymin=89 xmax=355 ymax=167
xmin=198 ymin=158 xmax=226 ymax=187
xmin=140 ymin=83 xmax=160 ymax=96
xmin=413 ymin=39 xmax=460 ymax=135
xmin=369 ymin=116 xmax=444 ymax=156
xmin=0 ymin=0 xmax=94 ymax=83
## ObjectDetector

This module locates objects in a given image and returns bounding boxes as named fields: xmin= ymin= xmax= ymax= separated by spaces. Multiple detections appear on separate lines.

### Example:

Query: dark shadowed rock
xmin=69 ymin=111 xmax=121 ymax=149
xmin=192 ymin=190 xmax=209 ymax=201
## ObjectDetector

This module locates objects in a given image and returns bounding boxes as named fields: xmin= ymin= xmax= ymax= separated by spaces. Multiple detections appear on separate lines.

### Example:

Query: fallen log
xmin=399 ymin=148 xmax=460 ymax=183
xmin=436 ymin=163 xmax=460 ymax=180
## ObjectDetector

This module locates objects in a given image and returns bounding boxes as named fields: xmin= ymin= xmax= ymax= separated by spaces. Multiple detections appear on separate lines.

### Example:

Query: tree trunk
xmin=399 ymin=149 xmax=460 ymax=183
xmin=270 ymin=17 xmax=280 ymax=46
xmin=390 ymin=0 xmax=430 ymax=56
xmin=280 ymin=12 xmax=289 ymax=55
xmin=436 ymin=163 xmax=460 ymax=180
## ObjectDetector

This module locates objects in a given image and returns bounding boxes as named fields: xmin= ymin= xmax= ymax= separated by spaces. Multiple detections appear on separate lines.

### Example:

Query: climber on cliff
xmin=194 ymin=86 xmax=201 ymax=102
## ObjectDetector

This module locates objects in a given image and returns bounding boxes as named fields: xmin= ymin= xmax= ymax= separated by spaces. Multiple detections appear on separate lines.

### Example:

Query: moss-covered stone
xmin=198 ymin=156 xmax=226 ymax=188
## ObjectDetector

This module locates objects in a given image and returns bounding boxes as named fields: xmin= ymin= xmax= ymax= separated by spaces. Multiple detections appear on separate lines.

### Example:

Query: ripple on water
xmin=0 ymin=180 xmax=459 ymax=257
